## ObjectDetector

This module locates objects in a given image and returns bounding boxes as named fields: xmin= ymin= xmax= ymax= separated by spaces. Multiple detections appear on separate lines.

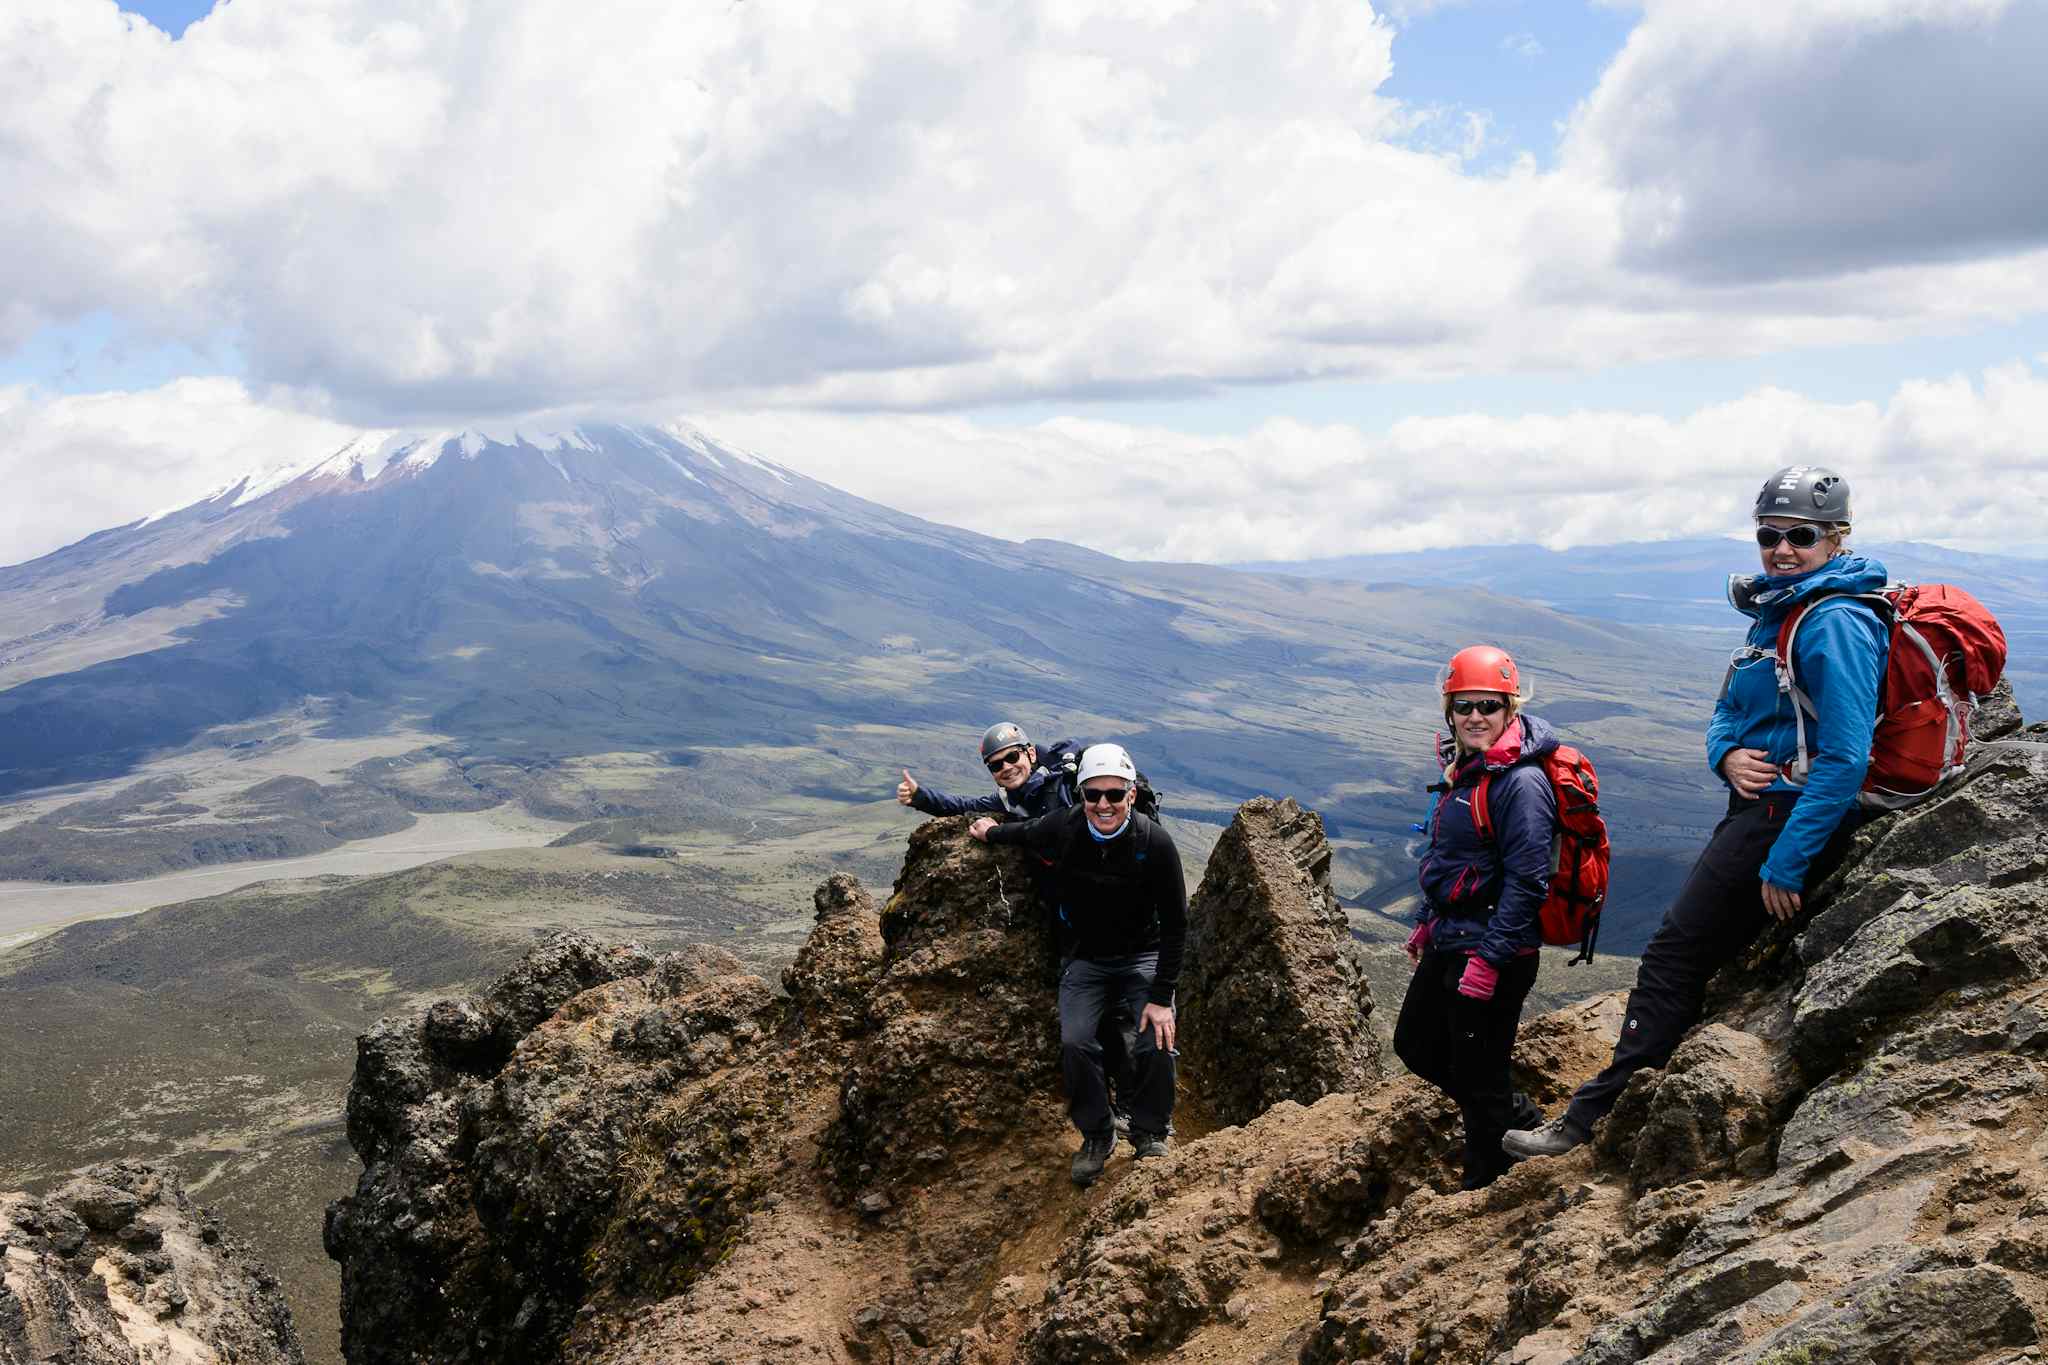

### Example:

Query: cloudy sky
xmin=3 ymin=0 xmax=2044 ymax=565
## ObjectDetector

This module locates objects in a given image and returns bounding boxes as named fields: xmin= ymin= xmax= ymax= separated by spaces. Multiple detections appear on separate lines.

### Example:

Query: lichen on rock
xmin=1 ymin=1161 xmax=304 ymax=1365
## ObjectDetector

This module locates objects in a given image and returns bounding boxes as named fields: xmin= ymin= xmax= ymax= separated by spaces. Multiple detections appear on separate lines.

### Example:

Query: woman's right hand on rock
xmin=896 ymin=769 xmax=919 ymax=805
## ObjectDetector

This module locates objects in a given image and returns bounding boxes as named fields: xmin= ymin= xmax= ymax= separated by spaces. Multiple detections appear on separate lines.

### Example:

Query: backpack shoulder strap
xmin=1774 ymin=590 xmax=1892 ymax=675
xmin=1773 ymin=589 xmax=1893 ymax=782
xmin=1470 ymin=773 xmax=1495 ymax=842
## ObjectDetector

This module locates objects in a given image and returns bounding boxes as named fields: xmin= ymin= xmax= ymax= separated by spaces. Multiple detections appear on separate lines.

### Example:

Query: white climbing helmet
xmin=1075 ymin=743 xmax=1138 ymax=788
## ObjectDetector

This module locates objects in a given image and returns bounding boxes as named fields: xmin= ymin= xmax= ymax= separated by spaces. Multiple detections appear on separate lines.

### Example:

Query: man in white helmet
xmin=970 ymin=743 xmax=1186 ymax=1186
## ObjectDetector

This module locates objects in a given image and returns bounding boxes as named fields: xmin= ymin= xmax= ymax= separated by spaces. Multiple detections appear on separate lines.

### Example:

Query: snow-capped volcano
xmin=134 ymin=421 xmax=798 ymax=529
xmin=0 ymin=418 xmax=1091 ymax=796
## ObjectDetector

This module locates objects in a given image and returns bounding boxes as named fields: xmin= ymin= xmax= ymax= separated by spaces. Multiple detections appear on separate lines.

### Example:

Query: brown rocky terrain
xmin=326 ymin=707 xmax=2048 ymax=1364
xmin=0 ymin=1161 xmax=303 ymax=1363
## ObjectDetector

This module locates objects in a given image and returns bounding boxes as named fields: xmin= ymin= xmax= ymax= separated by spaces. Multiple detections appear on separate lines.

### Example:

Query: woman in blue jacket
xmin=1393 ymin=644 xmax=1555 ymax=1190
xmin=1506 ymin=465 xmax=1887 ymax=1161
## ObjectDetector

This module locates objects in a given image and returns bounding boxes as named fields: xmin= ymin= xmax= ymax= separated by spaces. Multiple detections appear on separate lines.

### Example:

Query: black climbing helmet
xmin=1754 ymin=465 xmax=1851 ymax=525
xmin=979 ymin=721 xmax=1031 ymax=761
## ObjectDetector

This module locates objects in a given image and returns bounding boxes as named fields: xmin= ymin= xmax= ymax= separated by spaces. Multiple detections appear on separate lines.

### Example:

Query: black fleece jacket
xmin=984 ymin=806 xmax=1187 ymax=1005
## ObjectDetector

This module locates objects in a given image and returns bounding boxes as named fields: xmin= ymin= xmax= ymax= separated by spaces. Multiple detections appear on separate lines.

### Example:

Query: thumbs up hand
xmin=896 ymin=770 xmax=919 ymax=806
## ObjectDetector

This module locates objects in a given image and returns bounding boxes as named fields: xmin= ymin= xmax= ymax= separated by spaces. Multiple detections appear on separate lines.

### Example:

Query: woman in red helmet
xmin=1392 ymin=645 xmax=1558 ymax=1189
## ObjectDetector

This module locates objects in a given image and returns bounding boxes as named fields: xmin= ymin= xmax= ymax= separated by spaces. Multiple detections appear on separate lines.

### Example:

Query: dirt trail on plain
xmin=0 ymin=807 xmax=571 ymax=949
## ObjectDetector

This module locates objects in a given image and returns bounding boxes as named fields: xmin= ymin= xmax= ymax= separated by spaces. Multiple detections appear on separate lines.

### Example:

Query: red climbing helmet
xmin=1440 ymin=645 xmax=1522 ymax=697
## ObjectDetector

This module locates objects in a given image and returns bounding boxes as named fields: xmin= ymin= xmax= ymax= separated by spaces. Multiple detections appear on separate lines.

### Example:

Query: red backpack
xmin=1775 ymin=584 xmax=2008 ymax=809
xmin=1472 ymin=745 xmax=1610 ymax=965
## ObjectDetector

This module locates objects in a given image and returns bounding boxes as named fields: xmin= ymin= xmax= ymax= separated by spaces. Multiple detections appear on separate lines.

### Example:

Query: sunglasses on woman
xmin=1081 ymin=785 xmax=1132 ymax=805
xmin=984 ymin=747 xmax=1027 ymax=773
xmin=1449 ymin=698 xmax=1508 ymax=717
xmin=1755 ymin=524 xmax=1828 ymax=550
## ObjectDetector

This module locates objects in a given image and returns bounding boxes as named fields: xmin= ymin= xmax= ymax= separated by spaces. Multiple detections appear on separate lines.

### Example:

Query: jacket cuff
xmin=1705 ymin=737 xmax=1736 ymax=783
xmin=1759 ymin=859 xmax=1803 ymax=893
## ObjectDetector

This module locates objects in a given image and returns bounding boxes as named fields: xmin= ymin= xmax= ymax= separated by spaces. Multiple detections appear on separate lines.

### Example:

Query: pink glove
xmin=1457 ymin=955 xmax=1498 ymax=1001
xmin=1404 ymin=921 xmax=1432 ymax=963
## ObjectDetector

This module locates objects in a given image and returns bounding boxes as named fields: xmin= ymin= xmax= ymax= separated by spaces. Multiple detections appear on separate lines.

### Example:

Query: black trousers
xmin=1564 ymin=792 xmax=1862 ymax=1132
xmin=1058 ymin=954 xmax=1176 ymax=1138
xmin=1394 ymin=946 xmax=1541 ymax=1186
xmin=1039 ymin=894 xmax=1137 ymax=1103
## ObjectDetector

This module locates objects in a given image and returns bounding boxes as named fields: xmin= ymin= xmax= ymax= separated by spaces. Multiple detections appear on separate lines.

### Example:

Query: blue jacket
xmin=1706 ymin=554 xmax=1889 ymax=891
xmin=908 ymin=761 xmax=1076 ymax=820
xmin=1417 ymin=713 xmax=1560 ymax=966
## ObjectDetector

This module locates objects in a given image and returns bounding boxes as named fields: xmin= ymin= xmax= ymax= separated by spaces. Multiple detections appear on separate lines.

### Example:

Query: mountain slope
xmin=0 ymin=421 xmax=1730 ymax=948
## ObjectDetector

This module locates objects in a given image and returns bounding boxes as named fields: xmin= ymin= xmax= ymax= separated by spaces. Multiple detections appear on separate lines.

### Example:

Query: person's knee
xmin=1061 ymin=1035 xmax=1104 ymax=1060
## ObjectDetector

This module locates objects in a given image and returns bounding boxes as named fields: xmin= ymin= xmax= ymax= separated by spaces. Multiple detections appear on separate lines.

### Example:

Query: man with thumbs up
xmin=894 ymin=721 xmax=1075 ymax=820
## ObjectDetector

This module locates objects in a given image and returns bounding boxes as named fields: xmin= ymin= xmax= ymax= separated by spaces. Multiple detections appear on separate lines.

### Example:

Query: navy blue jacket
xmin=1416 ymin=713 xmax=1559 ymax=966
xmin=908 ymin=762 xmax=1076 ymax=820
xmin=1706 ymin=554 xmax=1888 ymax=891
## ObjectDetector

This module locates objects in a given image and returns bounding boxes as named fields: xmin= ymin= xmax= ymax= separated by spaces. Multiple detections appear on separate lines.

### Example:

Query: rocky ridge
xmin=0 ymin=1161 xmax=303 ymax=1364
xmin=329 ymin=703 xmax=2048 ymax=1363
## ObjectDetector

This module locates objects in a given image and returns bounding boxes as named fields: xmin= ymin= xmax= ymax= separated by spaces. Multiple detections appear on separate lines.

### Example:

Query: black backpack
xmin=1039 ymin=739 xmax=1163 ymax=820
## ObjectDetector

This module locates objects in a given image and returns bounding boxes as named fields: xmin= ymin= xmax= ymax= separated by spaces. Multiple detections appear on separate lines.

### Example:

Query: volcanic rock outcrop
xmin=1181 ymin=796 xmax=1385 ymax=1125
xmin=821 ymin=819 xmax=1072 ymax=1199
xmin=326 ymin=808 xmax=1384 ymax=1363
xmin=331 ymin=723 xmax=2048 ymax=1363
xmin=0 ymin=1161 xmax=303 ymax=1364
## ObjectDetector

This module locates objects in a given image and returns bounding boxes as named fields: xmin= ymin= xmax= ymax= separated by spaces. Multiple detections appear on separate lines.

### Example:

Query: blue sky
xmin=123 ymin=0 xmax=213 ymax=37
xmin=1379 ymin=0 xmax=1637 ymax=171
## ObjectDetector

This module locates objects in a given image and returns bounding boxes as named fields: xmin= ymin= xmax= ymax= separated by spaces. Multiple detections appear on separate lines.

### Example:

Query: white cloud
xmin=1566 ymin=0 xmax=2048 ymax=281
xmin=721 ymin=357 xmax=2048 ymax=560
xmin=2 ymin=359 xmax=2042 ymax=566
xmin=0 ymin=378 xmax=351 ymax=565
xmin=1500 ymin=32 xmax=1544 ymax=61
xmin=0 ymin=0 xmax=2044 ymax=419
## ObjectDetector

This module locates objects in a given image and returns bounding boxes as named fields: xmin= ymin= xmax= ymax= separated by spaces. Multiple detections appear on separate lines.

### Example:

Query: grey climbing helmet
xmin=1754 ymin=465 xmax=1851 ymax=524
xmin=979 ymin=721 xmax=1031 ymax=760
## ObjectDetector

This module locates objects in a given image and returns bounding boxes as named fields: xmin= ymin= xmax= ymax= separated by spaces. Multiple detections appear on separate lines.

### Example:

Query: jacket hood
xmin=1728 ymin=553 xmax=1890 ymax=621
xmin=1436 ymin=712 xmax=1561 ymax=776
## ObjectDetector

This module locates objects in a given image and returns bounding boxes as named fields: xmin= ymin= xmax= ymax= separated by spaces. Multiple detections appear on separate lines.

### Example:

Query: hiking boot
xmin=1511 ymin=1091 xmax=1543 ymax=1133
xmin=1130 ymin=1129 xmax=1170 ymax=1160
xmin=1111 ymin=1106 xmax=1132 ymax=1142
xmin=1502 ymin=1116 xmax=1590 ymax=1161
xmin=1070 ymin=1132 xmax=1116 ymax=1186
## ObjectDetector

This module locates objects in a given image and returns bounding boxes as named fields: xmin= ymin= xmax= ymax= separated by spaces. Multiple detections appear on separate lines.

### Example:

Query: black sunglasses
xmin=1755 ymin=524 xmax=1827 ymax=550
xmin=1081 ymin=785 xmax=1132 ymax=805
xmin=985 ymin=747 xmax=1028 ymax=773
xmin=1449 ymin=698 xmax=1508 ymax=717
